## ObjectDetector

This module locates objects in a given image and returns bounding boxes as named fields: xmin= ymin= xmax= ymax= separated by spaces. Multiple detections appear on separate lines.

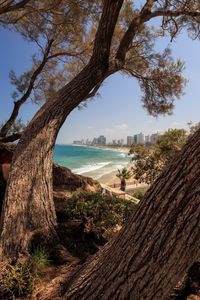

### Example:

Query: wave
xmin=72 ymin=161 xmax=112 ymax=175
xmin=119 ymin=152 xmax=127 ymax=157
xmin=93 ymin=163 xmax=125 ymax=179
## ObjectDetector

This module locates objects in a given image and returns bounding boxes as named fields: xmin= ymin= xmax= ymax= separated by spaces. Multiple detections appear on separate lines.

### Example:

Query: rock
xmin=53 ymin=163 xmax=102 ymax=223
xmin=53 ymin=163 xmax=101 ymax=193
xmin=0 ymin=144 xmax=101 ymax=194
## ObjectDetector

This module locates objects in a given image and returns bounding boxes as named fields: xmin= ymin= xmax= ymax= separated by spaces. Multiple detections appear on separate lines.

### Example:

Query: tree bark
xmin=0 ymin=0 xmax=124 ymax=262
xmin=0 ymin=64 xmax=103 ymax=262
xmin=60 ymin=128 xmax=200 ymax=300
xmin=0 ymin=0 xmax=31 ymax=15
xmin=120 ymin=179 xmax=126 ymax=191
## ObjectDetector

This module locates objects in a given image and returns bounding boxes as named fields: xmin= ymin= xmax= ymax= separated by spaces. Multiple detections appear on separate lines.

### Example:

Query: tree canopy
xmin=2 ymin=0 xmax=200 ymax=142
xmin=0 ymin=0 xmax=99 ymax=139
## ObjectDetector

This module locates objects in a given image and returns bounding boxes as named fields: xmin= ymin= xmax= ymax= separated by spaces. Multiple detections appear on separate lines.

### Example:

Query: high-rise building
xmin=97 ymin=135 xmax=106 ymax=146
xmin=145 ymin=135 xmax=151 ymax=143
xmin=86 ymin=139 xmax=91 ymax=145
xmin=73 ymin=140 xmax=84 ymax=145
xmin=92 ymin=138 xmax=98 ymax=145
xmin=137 ymin=132 xmax=145 ymax=144
xmin=151 ymin=133 xmax=160 ymax=144
xmin=127 ymin=136 xmax=134 ymax=146
xmin=133 ymin=134 xmax=137 ymax=144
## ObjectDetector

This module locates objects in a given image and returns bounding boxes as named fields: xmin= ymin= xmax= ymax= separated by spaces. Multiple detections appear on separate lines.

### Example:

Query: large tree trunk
xmin=0 ymin=0 xmax=124 ymax=263
xmin=0 ymin=64 xmax=103 ymax=262
xmin=0 ymin=0 xmax=124 ymax=262
xmin=59 ymin=128 xmax=200 ymax=300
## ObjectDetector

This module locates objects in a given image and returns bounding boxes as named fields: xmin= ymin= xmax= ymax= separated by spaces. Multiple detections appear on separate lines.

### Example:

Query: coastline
xmin=71 ymin=144 xmax=130 ymax=153
xmin=97 ymin=168 xmax=148 ymax=193
xmin=54 ymin=144 xmax=132 ymax=185
xmin=91 ymin=145 xmax=130 ymax=152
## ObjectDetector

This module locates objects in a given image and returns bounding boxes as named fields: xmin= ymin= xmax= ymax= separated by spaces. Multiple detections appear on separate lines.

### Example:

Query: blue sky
xmin=0 ymin=23 xmax=200 ymax=144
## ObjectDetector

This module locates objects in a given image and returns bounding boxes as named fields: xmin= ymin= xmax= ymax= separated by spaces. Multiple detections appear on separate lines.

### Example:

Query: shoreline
xmin=90 ymin=145 xmax=130 ymax=152
xmin=55 ymin=144 xmax=133 ymax=186
xmin=68 ymin=144 xmax=130 ymax=153
xmin=97 ymin=168 xmax=148 ymax=192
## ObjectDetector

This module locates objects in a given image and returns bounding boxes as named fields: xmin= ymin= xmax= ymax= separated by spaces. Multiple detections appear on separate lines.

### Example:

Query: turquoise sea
xmin=54 ymin=145 xmax=130 ymax=180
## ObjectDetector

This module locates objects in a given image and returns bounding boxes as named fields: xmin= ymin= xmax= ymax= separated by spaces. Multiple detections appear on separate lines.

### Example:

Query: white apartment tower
xmin=137 ymin=132 xmax=145 ymax=144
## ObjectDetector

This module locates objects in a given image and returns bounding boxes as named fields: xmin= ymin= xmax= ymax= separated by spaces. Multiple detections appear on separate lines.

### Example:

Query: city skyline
xmin=69 ymin=124 xmax=193 ymax=145
xmin=72 ymin=130 xmax=161 ymax=146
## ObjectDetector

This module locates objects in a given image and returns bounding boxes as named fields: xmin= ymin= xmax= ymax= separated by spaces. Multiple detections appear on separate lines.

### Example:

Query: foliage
xmin=64 ymin=192 xmax=136 ymax=233
xmin=31 ymin=246 xmax=50 ymax=268
xmin=2 ymin=0 xmax=199 ymax=138
xmin=116 ymin=167 xmax=132 ymax=181
xmin=0 ymin=0 xmax=100 ymax=138
xmin=0 ymin=246 xmax=51 ymax=299
xmin=0 ymin=262 xmax=35 ymax=300
xmin=130 ymin=128 xmax=188 ymax=184
xmin=188 ymin=121 xmax=200 ymax=134
xmin=0 ymin=118 xmax=27 ymax=135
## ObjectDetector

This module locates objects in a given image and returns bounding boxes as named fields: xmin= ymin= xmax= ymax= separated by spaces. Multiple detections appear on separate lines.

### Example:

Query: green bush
xmin=0 ymin=262 xmax=35 ymax=300
xmin=65 ymin=192 xmax=136 ymax=232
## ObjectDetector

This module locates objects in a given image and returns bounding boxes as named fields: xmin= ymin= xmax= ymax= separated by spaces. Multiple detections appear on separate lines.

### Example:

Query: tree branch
xmin=116 ymin=0 xmax=200 ymax=64
xmin=0 ymin=0 xmax=31 ymax=15
xmin=83 ymin=82 xmax=103 ymax=101
xmin=0 ymin=39 xmax=54 ymax=137
xmin=47 ymin=50 xmax=85 ymax=61
xmin=1 ymin=1 xmax=122 ymax=138
xmin=0 ymin=131 xmax=22 ymax=143
xmin=90 ymin=0 xmax=124 ymax=68
xmin=147 ymin=8 xmax=200 ymax=20
xmin=116 ymin=0 xmax=155 ymax=63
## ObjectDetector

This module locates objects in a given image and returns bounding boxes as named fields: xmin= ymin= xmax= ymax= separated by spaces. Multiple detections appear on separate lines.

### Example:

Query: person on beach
xmin=0 ymin=147 xmax=13 ymax=216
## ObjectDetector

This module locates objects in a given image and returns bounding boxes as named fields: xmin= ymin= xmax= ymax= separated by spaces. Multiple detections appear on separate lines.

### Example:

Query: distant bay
xmin=53 ymin=144 xmax=130 ymax=181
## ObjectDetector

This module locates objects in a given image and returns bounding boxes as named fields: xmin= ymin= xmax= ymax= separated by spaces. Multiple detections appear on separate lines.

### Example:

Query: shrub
xmin=0 ymin=262 xmax=35 ymax=300
xmin=65 ymin=192 xmax=136 ymax=234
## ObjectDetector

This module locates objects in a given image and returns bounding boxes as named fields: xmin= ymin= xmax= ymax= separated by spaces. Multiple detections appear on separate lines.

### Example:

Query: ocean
xmin=53 ymin=145 xmax=130 ymax=181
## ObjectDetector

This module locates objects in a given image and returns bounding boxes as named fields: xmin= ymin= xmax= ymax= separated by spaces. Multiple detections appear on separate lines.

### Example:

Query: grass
xmin=0 ymin=262 xmax=35 ymax=300
xmin=31 ymin=246 xmax=50 ymax=268
xmin=127 ymin=186 xmax=148 ymax=200
xmin=0 ymin=247 xmax=51 ymax=300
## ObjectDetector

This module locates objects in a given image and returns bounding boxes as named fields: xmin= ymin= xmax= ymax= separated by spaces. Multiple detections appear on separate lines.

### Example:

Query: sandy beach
xmin=90 ymin=147 xmax=137 ymax=187
xmin=97 ymin=166 xmax=147 ymax=191
xmin=54 ymin=144 xmax=140 ymax=188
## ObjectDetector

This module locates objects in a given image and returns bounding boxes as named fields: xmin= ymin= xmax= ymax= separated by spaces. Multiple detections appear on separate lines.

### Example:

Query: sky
xmin=0 ymin=19 xmax=200 ymax=144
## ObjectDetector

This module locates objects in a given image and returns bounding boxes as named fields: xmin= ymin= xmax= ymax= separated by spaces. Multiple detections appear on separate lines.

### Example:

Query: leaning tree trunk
xmin=58 ymin=128 xmax=200 ymax=300
xmin=0 ymin=0 xmax=123 ymax=262
xmin=0 ymin=63 xmax=106 ymax=262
